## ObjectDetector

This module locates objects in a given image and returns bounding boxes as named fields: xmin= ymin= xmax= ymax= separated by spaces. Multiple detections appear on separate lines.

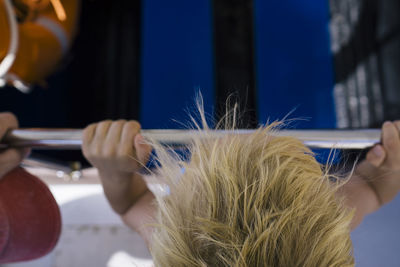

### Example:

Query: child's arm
xmin=341 ymin=121 xmax=400 ymax=229
xmin=82 ymin=120 xmax=156 ymax=245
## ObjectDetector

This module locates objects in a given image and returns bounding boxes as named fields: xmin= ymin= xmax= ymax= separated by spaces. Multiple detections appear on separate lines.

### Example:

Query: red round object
xmin=0 ymin=167 xmax=61 ymax=263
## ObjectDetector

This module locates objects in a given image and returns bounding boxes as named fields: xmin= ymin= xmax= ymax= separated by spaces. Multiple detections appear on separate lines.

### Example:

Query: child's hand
xmin=356 ymin=121 xmax=400 ymax=205
xmin=82 ymin=120 xmax=152 ymax=215
xmin=82 ymin=120 xmax=151 ymax=177
xmin=0 ymin=112 xmax=30 ymax=178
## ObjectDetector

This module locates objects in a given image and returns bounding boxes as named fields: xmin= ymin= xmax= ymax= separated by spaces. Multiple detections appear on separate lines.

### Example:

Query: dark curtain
xmin=213 ymin=0 xmax=258 ymax=128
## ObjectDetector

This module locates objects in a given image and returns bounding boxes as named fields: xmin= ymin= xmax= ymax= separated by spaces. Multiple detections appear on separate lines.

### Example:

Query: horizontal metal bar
xmin=0 ymin=128 xmax=382 ymax=150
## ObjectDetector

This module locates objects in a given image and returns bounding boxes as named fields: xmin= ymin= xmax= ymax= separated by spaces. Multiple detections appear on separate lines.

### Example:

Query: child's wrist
xmin=98 ymin=169 xmax=134 ymax=183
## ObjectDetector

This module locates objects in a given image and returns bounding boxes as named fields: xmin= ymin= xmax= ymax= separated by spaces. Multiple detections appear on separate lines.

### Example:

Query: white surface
xmin=49 ymin=185 xmax=122 ymax=225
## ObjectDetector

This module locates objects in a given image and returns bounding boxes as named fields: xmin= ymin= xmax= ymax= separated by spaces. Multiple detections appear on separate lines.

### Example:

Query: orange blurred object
xmin=0 ymin=0 xmax=80 ymax=89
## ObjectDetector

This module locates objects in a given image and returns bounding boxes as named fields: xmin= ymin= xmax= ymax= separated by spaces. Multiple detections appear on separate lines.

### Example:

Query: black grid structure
xmin=330 ymin=0 xmax=400 ymax=128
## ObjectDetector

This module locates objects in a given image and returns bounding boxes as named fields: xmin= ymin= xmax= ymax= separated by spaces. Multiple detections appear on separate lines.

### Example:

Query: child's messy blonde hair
xmin=148 ymin=102 xmax=354 ymax=267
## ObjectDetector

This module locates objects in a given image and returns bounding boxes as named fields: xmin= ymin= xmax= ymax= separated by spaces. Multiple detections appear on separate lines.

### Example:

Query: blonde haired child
xmin=82 ymin=114 xmax=400 ymax=266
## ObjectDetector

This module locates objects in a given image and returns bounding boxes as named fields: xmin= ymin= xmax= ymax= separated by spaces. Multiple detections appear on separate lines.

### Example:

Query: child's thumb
xmin=366 ymin=144 xmax=386 ymax=168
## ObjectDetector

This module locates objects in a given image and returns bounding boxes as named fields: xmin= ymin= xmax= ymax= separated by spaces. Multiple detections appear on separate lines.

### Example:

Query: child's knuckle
xmin=127 ymin=121 xmax=141 ymax=131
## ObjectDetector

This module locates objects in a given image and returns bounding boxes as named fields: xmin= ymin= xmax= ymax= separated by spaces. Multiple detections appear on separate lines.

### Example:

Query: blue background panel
xmin=139 ymin=0 xmax=214 ymax=129
xmin=351 ymin=194 xmax=400 ymax=266
xmin=254 ymin=0 xmax=336 ymax=128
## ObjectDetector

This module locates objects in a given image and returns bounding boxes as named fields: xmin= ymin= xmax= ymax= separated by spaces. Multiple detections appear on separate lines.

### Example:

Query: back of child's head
xmin=149 ymin=105 xmax=354 ymax=267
